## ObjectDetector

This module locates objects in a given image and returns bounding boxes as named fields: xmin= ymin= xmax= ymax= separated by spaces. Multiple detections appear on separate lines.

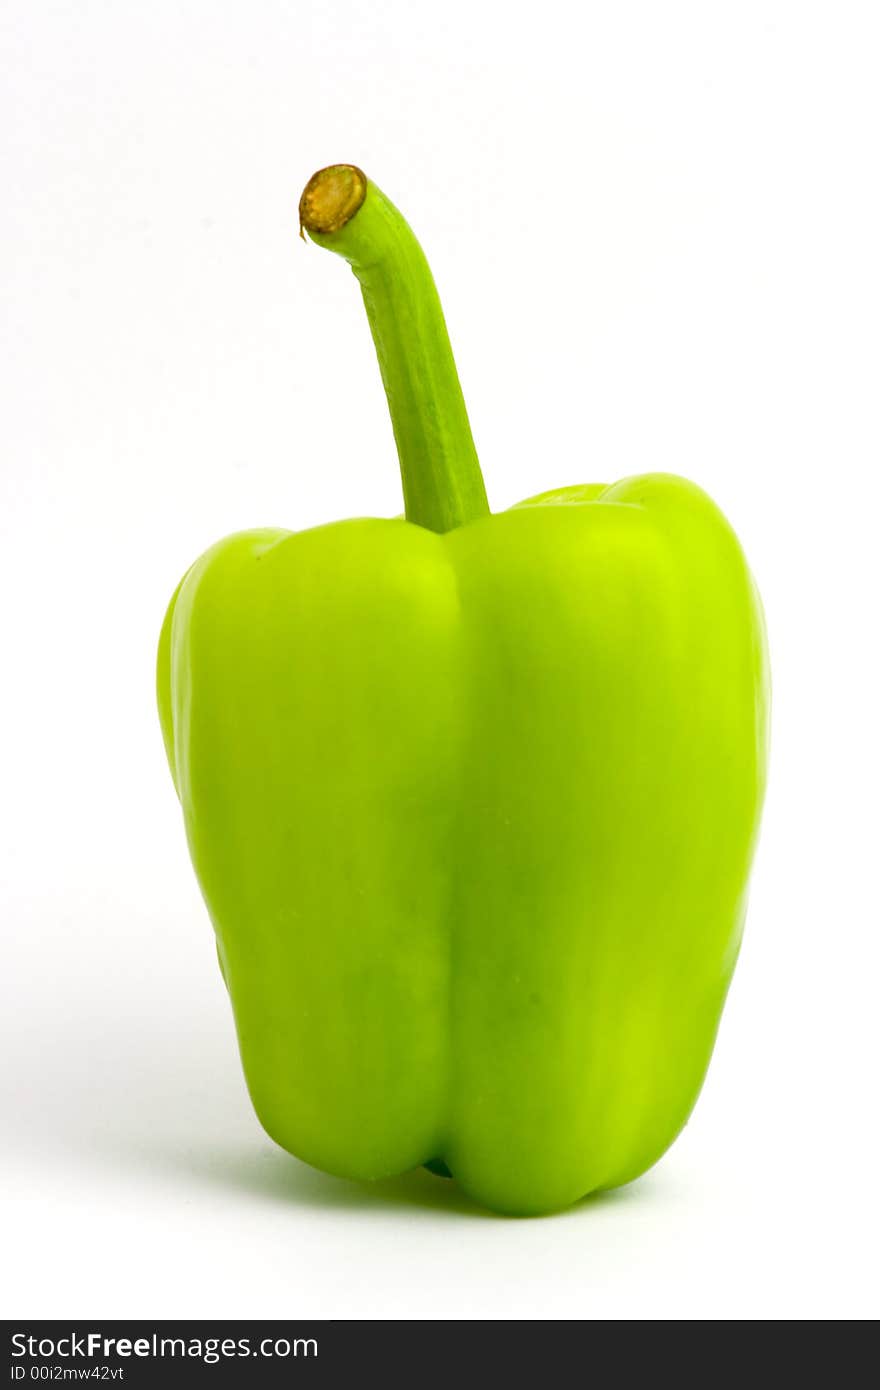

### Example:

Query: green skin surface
xmin=157 ymin=169 xmax=769 ymax=1216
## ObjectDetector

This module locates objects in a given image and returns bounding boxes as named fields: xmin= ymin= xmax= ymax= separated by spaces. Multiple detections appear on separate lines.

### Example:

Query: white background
xmin=2 ymin=1 xmax=878 ymax=1320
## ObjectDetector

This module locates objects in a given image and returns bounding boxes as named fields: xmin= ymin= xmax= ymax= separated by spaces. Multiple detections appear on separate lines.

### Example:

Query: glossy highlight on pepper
xmin=157 ymin=164 xmax=770 ymax=1215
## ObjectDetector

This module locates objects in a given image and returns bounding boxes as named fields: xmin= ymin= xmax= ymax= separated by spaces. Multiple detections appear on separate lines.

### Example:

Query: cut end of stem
xmin=299 ymin=164 xmax=367 ymax=238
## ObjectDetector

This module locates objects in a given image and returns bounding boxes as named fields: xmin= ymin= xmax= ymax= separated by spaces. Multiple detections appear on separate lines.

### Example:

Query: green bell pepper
xmin=157 ymin=165 xmax=769 ymax=1215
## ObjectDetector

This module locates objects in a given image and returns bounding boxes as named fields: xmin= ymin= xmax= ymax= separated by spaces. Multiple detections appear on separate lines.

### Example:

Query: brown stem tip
xmin=299 ymin=164 xmax=367 ymax=239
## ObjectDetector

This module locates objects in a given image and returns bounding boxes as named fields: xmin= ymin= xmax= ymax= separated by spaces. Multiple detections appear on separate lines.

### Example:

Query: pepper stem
xmin=299 ymin=165 xmax=490 ymax=534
